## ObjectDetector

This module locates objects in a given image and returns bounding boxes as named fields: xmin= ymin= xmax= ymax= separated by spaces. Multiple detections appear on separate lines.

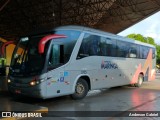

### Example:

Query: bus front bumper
xmin=8 ymin=84 xmax=46 ymax=99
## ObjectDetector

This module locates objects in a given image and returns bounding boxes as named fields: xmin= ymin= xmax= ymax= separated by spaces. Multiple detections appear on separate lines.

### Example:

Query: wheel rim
xmin=76 ymin=83 xmax=85 ymax=94
xmin=139 ymin=77 xmax=143 ymax=85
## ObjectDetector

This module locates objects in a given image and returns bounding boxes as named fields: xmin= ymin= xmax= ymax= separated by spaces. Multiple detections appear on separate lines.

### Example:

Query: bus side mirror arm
xmin=38 ymin=34 xmax=67 ymax=54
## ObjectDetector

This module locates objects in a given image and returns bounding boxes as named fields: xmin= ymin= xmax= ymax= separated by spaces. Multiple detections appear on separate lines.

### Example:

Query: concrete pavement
xmin=0 ymin=74 xmax=160 ymax=120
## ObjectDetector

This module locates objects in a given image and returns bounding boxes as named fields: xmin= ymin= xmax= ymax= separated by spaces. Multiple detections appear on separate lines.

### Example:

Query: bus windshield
xmin=10 ymin=35 xmax=46 ymax=76
xmin=10 ymin=30 xmax=81 ymax=76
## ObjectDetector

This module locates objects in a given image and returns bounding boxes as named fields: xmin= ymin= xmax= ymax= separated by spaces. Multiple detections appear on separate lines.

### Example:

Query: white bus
xmin=8 ymin=25 xmax=156 ymax=99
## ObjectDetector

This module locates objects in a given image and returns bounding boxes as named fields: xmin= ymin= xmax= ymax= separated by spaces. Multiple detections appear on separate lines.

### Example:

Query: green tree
xmin=127 ymin=34 xmax=145 ymax=43
xmin=146 ymin=37 xmax=155 ymax=46
xmin=156 ymin=45 xmax=160 ymax=64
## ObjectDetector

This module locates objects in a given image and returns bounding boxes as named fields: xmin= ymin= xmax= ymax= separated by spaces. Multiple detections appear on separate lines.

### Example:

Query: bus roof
xmin=55 ymin=25 xmax=155 ymax=48
xmin=21 ymin=25 xmax=155 ymax=49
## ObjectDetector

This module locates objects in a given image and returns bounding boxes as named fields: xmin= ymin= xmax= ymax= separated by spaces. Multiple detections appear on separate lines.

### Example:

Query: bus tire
xmin=134 ymin=74 xmax=143 ymax=87
xmin=130 ymin=84 xmax=135 ymax=87
xmin=71 ymin=78 xmax=89 ymax=100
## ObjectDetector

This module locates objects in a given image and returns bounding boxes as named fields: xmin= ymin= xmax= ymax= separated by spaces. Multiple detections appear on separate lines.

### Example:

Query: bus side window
xmin=129 ymin=44 xmax=138 ymax=58
xmin=89 ymin=35 xmax=100 ymax=55
xmin=77 ymin=34 xmax=100 ymax=59
xmin=107 ymin=39 xmax=116 ymax=57
xmin=77 ymin=36 xmax=90 ymax=59
xmin=152 ymin=48 xmax=156 ymax=59
xmin=48 ymin=44 xmax=60 ymax=66
xmin=140 ymin=46 xmax=149 ymax=59
xmin=99 ymin=37 xmax=107 ymax=56
xmin=117 ymin=41 xmax=129 ymax=58
xmin=99 ymin=37 xmax=117 ymax=57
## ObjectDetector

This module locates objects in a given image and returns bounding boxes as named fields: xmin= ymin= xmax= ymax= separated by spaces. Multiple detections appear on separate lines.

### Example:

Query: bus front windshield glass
xmin=10 ymin=36 xmax=46 ymax=76
xmin=10 ymin=30 xmax=81 ymax=76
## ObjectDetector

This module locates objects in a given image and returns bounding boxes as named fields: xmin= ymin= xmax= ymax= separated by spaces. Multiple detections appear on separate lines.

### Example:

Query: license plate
xmin=15 ymin=90 xmax=21 ymax=94
xmin=15 ymin=83 xmax=20 ymax=87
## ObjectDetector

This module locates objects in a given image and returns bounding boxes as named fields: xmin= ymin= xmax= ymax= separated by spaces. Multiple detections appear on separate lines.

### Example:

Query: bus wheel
xmin=134 ymin=74 xmax=143 ymax=87
xmin=71 ymin=78 xmax=89 ymax=100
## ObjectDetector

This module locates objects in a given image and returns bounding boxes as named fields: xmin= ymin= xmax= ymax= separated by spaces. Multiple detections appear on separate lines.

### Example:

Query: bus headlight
xmin=29 ymin=80 xmax=40 ymax=86
xmin=29 ymin=77 xmax=42 ymax=86
xmin=30 ymin=81 xmax=36 ymax=86
xmin=8 ymin=79 xmax=11 ymax=83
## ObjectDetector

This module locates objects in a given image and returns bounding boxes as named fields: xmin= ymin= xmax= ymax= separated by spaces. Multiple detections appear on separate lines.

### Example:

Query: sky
xmin=118 ymin=11 xmax=160 ymax=45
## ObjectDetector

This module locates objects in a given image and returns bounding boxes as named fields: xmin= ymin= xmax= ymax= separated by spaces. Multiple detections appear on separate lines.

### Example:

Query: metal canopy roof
xmin=0 ymin=0 xmax=160 ymax=41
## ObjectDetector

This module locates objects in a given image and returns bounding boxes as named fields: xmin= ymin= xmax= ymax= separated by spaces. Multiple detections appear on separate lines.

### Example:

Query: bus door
xmin=46 ymin=43 xmax=71 ymax=97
